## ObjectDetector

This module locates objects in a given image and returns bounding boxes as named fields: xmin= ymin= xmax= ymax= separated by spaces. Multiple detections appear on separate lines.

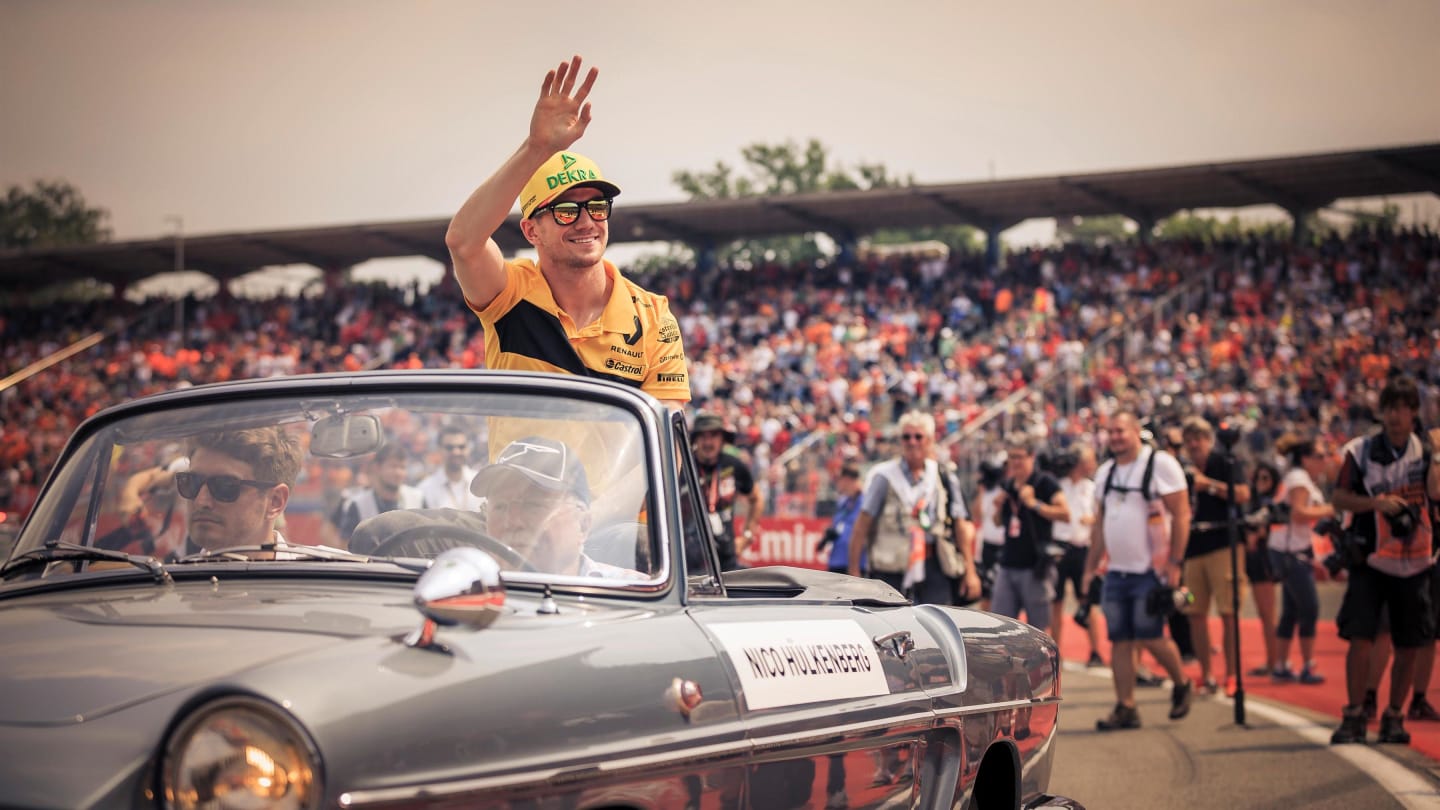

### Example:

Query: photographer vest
xmin=1343 ymin=432 xmax=1433 ymax=577
xmin=866 ymin=459 xmax=942 ymax=574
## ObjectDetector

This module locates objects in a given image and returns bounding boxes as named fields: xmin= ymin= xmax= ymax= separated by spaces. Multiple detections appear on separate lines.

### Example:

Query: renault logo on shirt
xmin=610 ymin=344 xmax=645 ymax=359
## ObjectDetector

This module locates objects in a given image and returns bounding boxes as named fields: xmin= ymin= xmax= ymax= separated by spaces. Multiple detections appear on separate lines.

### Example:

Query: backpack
xmin=1103 ymin=446 xmax=1159 ymax=502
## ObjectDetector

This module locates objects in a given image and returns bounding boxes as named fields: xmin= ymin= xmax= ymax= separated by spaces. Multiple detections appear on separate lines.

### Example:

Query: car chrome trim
xmin=342 ymin=704 xmax=1067 ymax=806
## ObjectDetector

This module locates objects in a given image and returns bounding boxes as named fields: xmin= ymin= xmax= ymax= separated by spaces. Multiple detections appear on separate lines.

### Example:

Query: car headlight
xmin=162 ymin=695 xmax=321 ymax=810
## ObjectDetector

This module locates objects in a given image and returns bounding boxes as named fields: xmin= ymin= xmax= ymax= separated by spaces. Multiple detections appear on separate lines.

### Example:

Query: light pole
xmin=164 ymin=215 xmax=184 ymax=341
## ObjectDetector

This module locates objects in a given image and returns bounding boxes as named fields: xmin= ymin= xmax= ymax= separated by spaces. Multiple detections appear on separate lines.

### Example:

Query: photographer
xmin=817 ymin=464 xmax=864 ymax=575
xmin=973 ymin=458 xmax=1008 ymax=610
xmin=1267 ymin=436 xmax=1335 ymax=685
xmin=1329 ymin=375 xmax=1440 ymax=746
xmin=1243 ymin=461 xmax=1283 ymax=678
xmin=1050 ymin=446 xmax=1105 ymax=667
xmin=1180 ymin=417 xmax=1251 ymax=696
xmin=1083 ymin=411 xmax=1195 ymax=731
xmin=848 ymin=411 xmax=980 ymax=606
xmin=991 ymin=433 xmax=1069 ymax=632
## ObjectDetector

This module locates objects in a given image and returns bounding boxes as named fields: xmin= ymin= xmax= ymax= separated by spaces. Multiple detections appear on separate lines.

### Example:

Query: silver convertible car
xmin=0 ymin=370 xmax=1081 ymax=810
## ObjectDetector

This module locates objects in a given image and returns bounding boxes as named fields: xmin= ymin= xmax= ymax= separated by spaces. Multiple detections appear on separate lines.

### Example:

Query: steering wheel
xmin=370 ymin=523 xmax=535 ymax=572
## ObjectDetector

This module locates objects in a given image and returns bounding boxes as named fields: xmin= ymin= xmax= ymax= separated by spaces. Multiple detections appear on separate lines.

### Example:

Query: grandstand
xmin=1 ymin=145 xmax=1438 ymax=536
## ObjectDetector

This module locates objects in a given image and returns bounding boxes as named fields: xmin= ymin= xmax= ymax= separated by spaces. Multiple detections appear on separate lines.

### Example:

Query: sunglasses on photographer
xmin=174 ymin=472 xmax=278 ymax=502
xmin=530 ymin=198 xmax=613 ymax=226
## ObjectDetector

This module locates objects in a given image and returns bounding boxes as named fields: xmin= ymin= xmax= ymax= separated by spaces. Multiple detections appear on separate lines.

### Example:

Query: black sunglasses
xmin=174 ymin=472 xmax=277 ymax=503
xmin=530 ymin=198 xmax=612 ymax=226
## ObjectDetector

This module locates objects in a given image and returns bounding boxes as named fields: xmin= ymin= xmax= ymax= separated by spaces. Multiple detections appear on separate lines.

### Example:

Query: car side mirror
xmin=309 ymin=413 xmax=384 ymax=459
xmin=406 ymin=547 xmax=506 ymax=649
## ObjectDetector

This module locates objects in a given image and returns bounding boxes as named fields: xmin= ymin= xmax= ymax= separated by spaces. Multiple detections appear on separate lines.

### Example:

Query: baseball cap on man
xmin=470 ymin=436 xmax=590 ymax=505
xmin=519 ymin=152 xmax=622 ymax=220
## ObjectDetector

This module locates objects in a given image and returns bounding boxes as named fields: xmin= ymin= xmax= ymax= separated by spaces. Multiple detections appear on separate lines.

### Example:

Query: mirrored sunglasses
xmin=531 ymin=198 xmax=612 ymax=226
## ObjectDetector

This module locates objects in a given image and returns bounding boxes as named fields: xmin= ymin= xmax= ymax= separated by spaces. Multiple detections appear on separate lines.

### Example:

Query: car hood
xmin=0 ymin=576 xmax=420 ymax=725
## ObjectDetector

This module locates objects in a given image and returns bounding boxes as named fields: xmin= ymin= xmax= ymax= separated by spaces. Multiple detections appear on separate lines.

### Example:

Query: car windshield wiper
xmin=172 ymin=542 xmax=428 ymax=572
xmin=2 ymin=540 xmax=171 ymax=583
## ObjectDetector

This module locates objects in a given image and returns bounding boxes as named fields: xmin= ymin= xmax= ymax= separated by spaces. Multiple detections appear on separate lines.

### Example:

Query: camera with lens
xmin=1386 ymin=503 xmax=1422 ymax=543
xmin=1321 ymin=520 xmax=1369 ymax=577
xmin=815 ymin=526 xmax=840 ymax=552
xmin=1073 ymin=577 xmax=1103 ymax=628
xmin=1040 ymin=449 xmax=1079 ymax=478
xmin=1144 ymin=585 xmax=1195 ymax=617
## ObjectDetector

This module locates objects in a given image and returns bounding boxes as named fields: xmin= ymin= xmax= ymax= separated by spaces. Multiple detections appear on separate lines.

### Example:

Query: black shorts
xmin=980 ymin=543 xmax=1002 ymax=599
xmin=1245 ymin=546 xmax=1278 ymax=584
xmin=1336 ymin=565 xmax=1435 ymax=647
xmin=1052 ymin=542 xmax=1088 ymax=603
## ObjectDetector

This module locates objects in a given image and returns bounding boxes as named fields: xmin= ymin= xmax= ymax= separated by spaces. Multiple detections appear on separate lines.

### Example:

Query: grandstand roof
xmin=4 ymin=141 xmax=1438 ymax=293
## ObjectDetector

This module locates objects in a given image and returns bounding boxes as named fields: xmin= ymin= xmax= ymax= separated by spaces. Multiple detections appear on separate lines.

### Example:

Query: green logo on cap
xmin=561 ymin=153 xmax=577 ymax=171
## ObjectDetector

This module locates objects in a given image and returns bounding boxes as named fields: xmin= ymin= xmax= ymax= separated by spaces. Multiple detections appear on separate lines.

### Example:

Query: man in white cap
xmin=445 ymin=55 xmax=689 ymax=408
xmin=470 ymin=435 xmax=642 ymax=579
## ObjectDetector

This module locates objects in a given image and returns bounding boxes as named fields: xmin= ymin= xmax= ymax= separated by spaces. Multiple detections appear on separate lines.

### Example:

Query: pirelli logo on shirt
xmin=657 ymin=373 xmax=686 ymax=383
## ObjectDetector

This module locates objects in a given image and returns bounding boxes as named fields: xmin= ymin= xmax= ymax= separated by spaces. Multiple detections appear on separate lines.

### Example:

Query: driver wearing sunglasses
xmin=443 ymin=54 xmax=690 ymax=409
xmin=174 ymin=427 xmax=303 ymax=556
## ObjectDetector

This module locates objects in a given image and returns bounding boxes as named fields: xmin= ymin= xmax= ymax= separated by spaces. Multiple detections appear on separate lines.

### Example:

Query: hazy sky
xmin=4 ymin=0 xmax=1438 ymax=260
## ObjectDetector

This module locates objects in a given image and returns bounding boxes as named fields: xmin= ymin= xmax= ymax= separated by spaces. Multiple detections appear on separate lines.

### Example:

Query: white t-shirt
xmin=1053 ymin=476 xmax=1096 ymax=547
xmin=976 ymin=484 xmax=1007 ymax=547
xmin=418 ymin=467 xmax=483 ymax=511
xmin=1268 ymin=468 xmax=1324 ymax=554
xmin=1094 ymin=448 xmax=1188 ymax=574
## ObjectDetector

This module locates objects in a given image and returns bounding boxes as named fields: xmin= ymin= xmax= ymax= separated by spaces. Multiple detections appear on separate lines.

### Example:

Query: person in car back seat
xmin=470 ymin=436 xmax=644 ymax=580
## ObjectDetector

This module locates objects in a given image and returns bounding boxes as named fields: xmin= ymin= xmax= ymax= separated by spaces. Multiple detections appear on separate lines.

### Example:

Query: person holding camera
xmin=848 ymin=411 xmax=980 ymax=605
xmin=1267 ymin=436 xmax=1335 ymax=685
xmin=973 ymin=458 xmax=1008 ymax=610
xmin=990 ymin=433 xmax=1070 ymax=632
xmin=1084 ymin=411 xmax=1195 ymax=731
xmin=1051 ymin=446 xmax=1105 ymax=666
xmin=1179 ymin=416 xmax=1251 ymax=697
xmin=1329 ymin=375 xmax=1440 ymax=746
xmin=1243 ymin=461 xmax=1283 ymax=678
xmin=817 ymin=463 xmax=865 ymax=575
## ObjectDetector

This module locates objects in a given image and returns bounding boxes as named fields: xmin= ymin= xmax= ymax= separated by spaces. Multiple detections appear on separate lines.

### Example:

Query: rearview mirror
xmin=309 ymin=413 xmax=384 ymax=459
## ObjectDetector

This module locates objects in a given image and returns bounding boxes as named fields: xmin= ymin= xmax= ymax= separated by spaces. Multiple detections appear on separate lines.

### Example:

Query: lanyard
xmin=705 ymin=464 xmax=721 ymax=513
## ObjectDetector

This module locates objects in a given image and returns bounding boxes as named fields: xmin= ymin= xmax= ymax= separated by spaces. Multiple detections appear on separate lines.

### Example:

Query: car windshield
xmin=5 ymin=380 xmax=663 ymax=588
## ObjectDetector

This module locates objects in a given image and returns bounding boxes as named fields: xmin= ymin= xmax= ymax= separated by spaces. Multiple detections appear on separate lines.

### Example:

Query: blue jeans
xmin=1268 ymin=549 xmax=1319 ymax=639
xmin=1102 ymin=570 xmax=1167 ymax=641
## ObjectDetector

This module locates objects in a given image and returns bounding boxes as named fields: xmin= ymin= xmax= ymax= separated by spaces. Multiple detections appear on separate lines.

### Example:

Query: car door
xmin=689 ymin=599 xmax=949 ymax=810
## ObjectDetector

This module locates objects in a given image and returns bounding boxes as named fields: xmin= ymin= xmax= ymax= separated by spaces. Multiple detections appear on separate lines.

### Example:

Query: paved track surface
xmin=1048 ymin=581 xmax=1440 ymax=808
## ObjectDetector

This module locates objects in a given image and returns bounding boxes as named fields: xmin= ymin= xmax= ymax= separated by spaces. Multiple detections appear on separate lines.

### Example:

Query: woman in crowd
xmin=1244 ymin=461 xmax=1282 ymax=677
xmin=1267 ymin=436 xmax=1335 ymax=684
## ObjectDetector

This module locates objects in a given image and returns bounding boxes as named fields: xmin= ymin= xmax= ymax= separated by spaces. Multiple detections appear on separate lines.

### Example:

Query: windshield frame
xmin=4 ymin=370 xmax=680 ymax=600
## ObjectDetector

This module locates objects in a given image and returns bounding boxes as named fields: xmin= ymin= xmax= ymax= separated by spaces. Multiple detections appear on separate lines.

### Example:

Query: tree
xmin=669 ymin=139 xmax=920 ymax=266
xmin=1060 ymin=215 xmax=1133 ymax=247
xmin=1 ymin=180 xmax=112 ymax=250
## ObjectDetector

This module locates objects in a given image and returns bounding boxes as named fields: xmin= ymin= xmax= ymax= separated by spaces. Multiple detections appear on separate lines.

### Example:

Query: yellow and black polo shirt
xmin=468 ymin=258 xmax=691 ymax=403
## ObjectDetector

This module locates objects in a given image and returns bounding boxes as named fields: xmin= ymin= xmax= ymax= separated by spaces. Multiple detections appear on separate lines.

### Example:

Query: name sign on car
xmin=709 ymin=620 xmax=890 ymax=710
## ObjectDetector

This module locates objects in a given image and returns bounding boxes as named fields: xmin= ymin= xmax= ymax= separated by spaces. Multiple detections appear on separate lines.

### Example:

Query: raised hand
xmin=529 ymin=55 xmax=599 ymax=155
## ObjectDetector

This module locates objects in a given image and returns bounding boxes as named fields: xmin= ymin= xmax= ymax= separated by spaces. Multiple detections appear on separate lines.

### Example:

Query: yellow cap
xmin=518 ymin=151 xmax=622 ymax=220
